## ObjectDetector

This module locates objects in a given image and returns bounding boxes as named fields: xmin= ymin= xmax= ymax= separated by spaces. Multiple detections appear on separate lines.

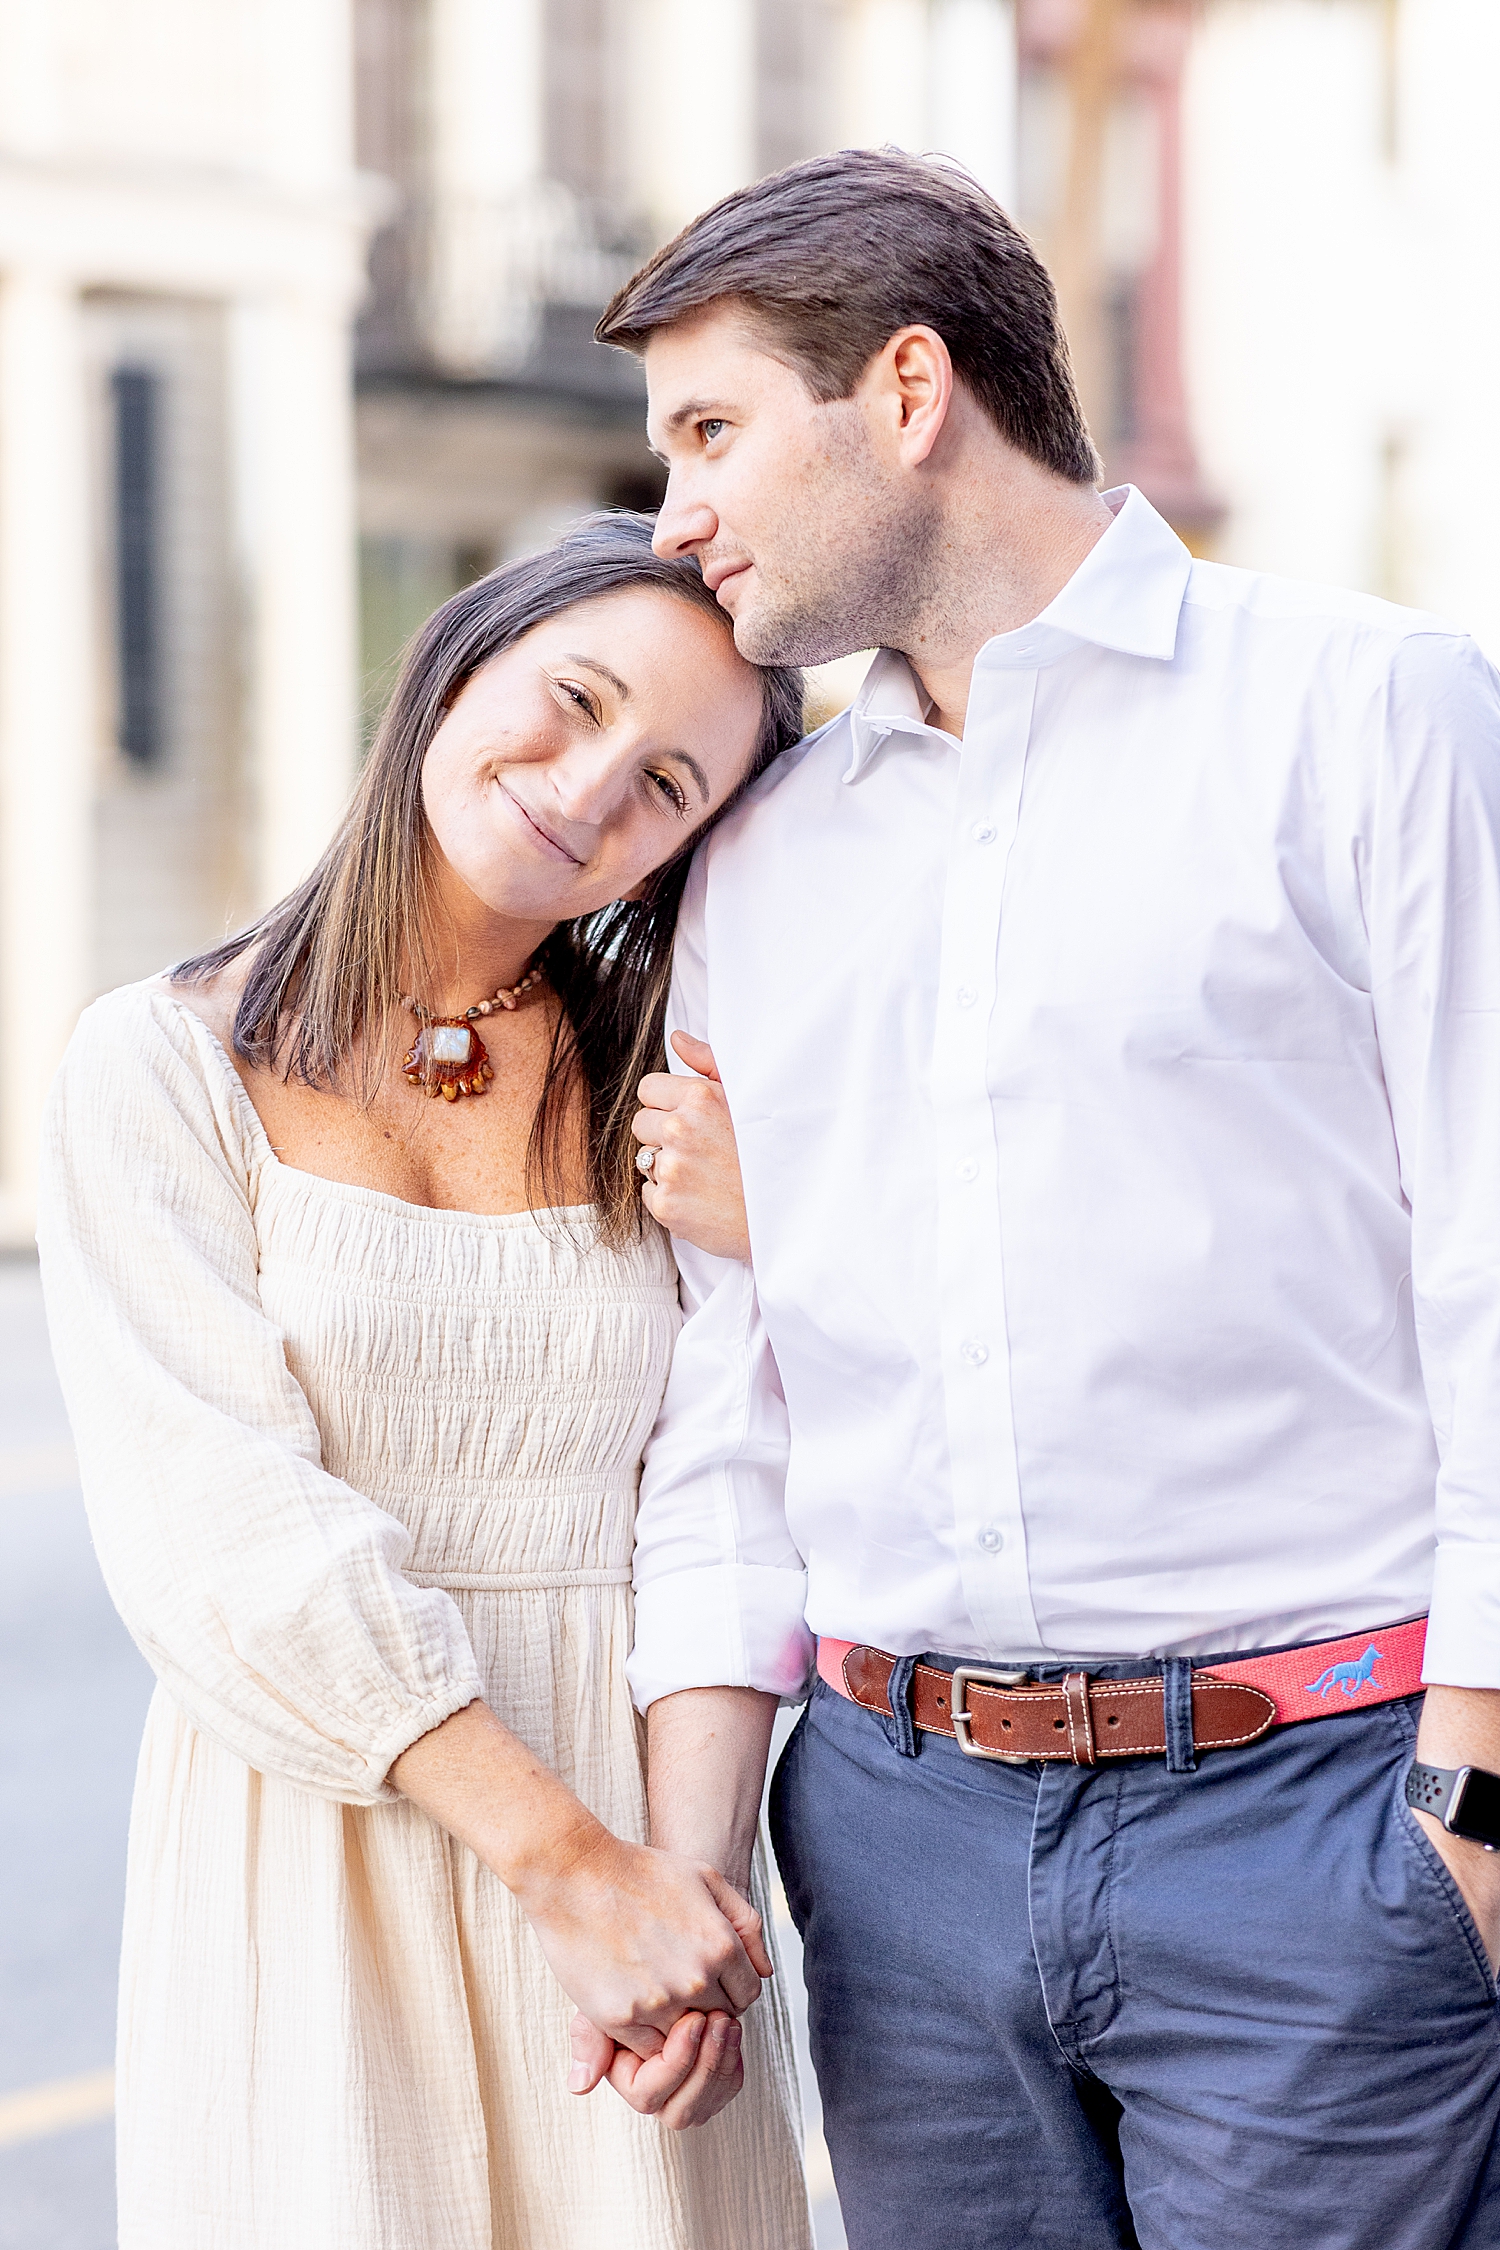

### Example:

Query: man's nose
xmin=652 ymin=473 xmax=716 ymax=561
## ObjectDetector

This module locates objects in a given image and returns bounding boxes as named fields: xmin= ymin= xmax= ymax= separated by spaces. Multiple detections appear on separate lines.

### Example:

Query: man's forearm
xmin=646 ymin=1686 xmax=779 ymax=1894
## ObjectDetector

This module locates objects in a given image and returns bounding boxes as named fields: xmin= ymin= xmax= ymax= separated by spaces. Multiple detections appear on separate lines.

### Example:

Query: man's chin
xmin=732 ymin=600 xmax=867 ymax=670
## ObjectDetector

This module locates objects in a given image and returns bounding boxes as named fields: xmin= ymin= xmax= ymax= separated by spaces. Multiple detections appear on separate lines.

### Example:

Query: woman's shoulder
xmin=58 ymin=974 xmax=259 ymax=1159
xmin=69 ymin=973 xmax=229 ymax=1068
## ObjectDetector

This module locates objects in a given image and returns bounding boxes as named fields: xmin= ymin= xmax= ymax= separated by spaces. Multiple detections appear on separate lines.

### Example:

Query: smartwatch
xmin=1406 ymin=1761 xmax=1500 ymax=1851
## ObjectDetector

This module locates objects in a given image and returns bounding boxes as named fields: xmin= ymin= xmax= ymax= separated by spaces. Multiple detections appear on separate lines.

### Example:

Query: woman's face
xmin=421 ymin=585 xmax=767 ymax=923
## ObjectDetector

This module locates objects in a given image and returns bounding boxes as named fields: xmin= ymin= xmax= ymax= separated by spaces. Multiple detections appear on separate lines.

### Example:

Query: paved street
xmin=0 ymin=1255 xmax=843 ymax=2248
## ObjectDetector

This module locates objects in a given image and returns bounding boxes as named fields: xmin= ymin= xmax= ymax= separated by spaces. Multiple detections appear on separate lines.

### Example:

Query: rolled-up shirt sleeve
xmin=627 ymin=857 xmax=815 ymax=1712
xmin=1362 ymin=633 xmax=1500 ymax=1687
xmin=37 ymin=990 xmax=483 ymax=1800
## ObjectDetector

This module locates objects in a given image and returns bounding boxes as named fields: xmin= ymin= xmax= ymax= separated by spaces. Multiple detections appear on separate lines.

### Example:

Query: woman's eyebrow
xmin=560 ymin=655 xmax=632 ymax=698
xmin=659 ymin=748 xmax=710 ymax=802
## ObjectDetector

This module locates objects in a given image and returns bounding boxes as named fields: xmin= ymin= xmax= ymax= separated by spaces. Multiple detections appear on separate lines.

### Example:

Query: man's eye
xmin=699 ymin=418 xmax=726 ymax=444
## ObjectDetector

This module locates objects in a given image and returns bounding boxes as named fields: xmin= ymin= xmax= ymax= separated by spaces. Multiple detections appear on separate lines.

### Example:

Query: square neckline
xmin=160 ymin=987 xmax=601 ymax=1233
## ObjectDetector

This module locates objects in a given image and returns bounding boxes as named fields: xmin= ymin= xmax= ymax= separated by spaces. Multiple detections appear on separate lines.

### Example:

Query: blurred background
xmin=1 ymin=0 xmax=1497 ymax=2243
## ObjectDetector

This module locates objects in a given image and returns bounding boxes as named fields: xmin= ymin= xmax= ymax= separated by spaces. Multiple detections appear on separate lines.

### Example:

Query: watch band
xmin=1406 ymin=1760 xmax=1500 ymax=1849
xmin=1407 ymin=1761 xmax=1463 ymax=1822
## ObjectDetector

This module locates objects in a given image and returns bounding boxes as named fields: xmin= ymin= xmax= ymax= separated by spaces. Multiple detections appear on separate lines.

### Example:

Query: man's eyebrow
xmin=662 ymin=397 xmax=733 ymax=433
xmin=560 ymin=655 xmax=631 ymax=699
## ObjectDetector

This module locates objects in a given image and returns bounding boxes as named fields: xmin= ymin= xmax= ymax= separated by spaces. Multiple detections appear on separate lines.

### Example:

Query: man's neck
xmin=898 ymin=456 xmax=1114 ymax=738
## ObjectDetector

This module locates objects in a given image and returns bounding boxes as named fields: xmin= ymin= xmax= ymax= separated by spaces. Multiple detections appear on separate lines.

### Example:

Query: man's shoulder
xmin=711 ymin=707 xmax=855 ymax=844
xmin=1184 ymin=554 xmax=1470 ymax=655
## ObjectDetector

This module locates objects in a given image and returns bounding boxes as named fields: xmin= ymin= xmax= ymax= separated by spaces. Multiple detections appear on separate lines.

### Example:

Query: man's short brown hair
xmin=597 ymin=147 xmax=1099 ymax=486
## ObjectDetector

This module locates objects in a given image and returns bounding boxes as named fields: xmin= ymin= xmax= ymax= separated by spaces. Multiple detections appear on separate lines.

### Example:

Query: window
xmin=111 ymin=366 xmax=162 ymax=765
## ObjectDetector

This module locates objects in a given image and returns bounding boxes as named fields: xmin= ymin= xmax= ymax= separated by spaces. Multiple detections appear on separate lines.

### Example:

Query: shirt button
xmin=977 ymin=1524 xmax=1005 ymax=1553
xmin=956 ymin=1159 xmax=979 ymax=1183
xmin=971 ymin=821 xmax=997 ymax=844
xmin=960 ymin=1338 xmax=989 ymax=1367
xmin=956 ymin=985 xmax=977 ymax=1009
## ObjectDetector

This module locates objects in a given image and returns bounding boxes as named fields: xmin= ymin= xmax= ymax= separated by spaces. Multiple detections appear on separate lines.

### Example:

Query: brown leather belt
xmin=834 ymin=1645 xmax=1272 ymax=1763
xmin=821 ymin=1618 xmax=1430 ymax=1766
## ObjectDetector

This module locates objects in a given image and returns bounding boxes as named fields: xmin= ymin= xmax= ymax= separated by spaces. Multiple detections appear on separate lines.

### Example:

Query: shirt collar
xmin=843 ymin=486 xmax=1192 ymax=782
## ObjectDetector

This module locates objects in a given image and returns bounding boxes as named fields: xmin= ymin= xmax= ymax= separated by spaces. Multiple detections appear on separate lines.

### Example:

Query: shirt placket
xmin=929 ymin=665 xmax=1043 ymax=1653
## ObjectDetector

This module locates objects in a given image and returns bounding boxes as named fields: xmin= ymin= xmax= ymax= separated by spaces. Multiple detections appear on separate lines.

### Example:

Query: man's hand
xmin=567 ymin=2007 xmax=746 ymax=2129
xmin=633 ymin=1033 xmax=751 ymax=1261
xmin=1412 ymin=1684 xmax=1500 ymax=1970
xmin=514 ymin=1827 xmax=772 ymax=2061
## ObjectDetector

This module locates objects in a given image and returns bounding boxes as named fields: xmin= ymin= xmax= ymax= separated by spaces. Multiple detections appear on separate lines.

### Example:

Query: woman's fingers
xmin=567 ymin=2009 xmax=616 ymax=2095
xmin=631 ymin=1064 xmax=750 ymax=1262
xmin=706 ymin=1871 xmax=774 ymax=1982
xmin=669 ymin=1031 xmax=721 ymax=1081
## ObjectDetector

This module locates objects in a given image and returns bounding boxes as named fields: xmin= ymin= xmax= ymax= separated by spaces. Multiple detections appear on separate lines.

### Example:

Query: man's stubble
xmin=728 ymin=406 xmax=944 ymax=671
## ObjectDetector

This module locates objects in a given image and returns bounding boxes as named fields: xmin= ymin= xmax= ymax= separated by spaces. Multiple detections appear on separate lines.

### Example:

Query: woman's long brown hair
xmin=174 ymin=512 xmax=804 ymax=1241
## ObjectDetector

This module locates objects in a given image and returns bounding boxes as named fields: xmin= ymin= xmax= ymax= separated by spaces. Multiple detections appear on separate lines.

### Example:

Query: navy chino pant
xmin=770 ymin=1663 xmax=1500 ymax=2250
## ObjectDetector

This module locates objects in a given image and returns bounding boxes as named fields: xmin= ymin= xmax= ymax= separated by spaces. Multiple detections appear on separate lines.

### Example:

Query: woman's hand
xmin=512 ymin=1824 xmax=772 ymax=2058
xmin=388 ymin=1700 xmax=769 ymax=2117
xmin=633 ymin=1033 xmax=751 ymax=1261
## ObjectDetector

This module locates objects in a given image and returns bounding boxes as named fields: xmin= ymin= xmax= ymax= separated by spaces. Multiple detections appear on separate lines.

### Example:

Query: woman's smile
xmin=495 ymin=780 xmax=586 ymax=867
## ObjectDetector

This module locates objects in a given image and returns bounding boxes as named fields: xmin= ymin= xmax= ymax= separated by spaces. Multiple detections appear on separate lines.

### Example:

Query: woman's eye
xmin=648 ymin=770 xmax=686 ymax=813
xmin=559 ymin=680 xmax=598 ymax=718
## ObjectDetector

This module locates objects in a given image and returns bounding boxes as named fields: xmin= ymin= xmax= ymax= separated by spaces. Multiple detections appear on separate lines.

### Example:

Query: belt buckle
xmin=949 ymin=1664 xmax=1033 ymax=1759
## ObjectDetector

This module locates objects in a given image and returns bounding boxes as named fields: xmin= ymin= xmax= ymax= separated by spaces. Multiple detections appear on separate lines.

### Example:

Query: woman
xmin=37 ymin=514 xmax=812 ymax=2250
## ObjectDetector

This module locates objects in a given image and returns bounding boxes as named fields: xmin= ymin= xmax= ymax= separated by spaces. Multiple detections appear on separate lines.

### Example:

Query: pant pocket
xmin=1387 ymin=1701 xmax=1499 ymax=2005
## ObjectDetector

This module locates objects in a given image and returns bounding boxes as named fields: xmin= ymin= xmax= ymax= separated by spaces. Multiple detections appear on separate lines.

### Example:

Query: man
xmin=605 ymin=150 xmax=1500 ymax=2246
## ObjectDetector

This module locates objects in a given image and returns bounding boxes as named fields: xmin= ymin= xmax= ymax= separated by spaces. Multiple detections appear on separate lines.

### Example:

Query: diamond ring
xmin=636 ymin=1145 xmax=658 ymax=1181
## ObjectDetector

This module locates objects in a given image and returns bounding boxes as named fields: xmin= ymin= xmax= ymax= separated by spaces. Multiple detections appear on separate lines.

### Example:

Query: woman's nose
xmin=548 ymin=740 xmax=635 ymax=826
xmin=652 ymin=474 xmax=716 ymax=561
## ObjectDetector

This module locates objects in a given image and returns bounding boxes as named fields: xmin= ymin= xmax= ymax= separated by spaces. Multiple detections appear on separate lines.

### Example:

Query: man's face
xmin=645 ymin=303 xmax=934 ymax=667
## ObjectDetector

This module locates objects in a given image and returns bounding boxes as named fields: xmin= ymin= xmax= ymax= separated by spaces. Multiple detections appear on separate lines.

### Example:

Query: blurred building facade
xmin=3 ymin=0 xmax=1500 ymax=1246
xmin=352 ymin=0 xmax=1019 ymax=726
xmin=1183 ymin=0 xmax=1500 ymax=651
xmin=0 ymin=0 xmax=371 ymax=1243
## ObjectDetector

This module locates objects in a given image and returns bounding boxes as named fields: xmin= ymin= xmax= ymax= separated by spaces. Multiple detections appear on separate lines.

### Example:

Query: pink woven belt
xmin=817 ymin=1616 xmax=1428 ymax=1749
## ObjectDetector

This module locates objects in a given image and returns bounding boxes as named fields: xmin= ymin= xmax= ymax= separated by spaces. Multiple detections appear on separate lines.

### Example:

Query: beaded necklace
xmin=398 ymin=963 xmax=545 ymax=1101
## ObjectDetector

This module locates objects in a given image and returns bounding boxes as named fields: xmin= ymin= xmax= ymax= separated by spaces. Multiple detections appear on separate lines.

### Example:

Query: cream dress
xmin=38 ymin=984 xmax=811 ymax=2250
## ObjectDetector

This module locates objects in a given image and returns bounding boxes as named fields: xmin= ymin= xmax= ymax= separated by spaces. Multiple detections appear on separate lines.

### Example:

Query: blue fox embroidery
xmin=1305 ymin=1643 xmax=1383 ymax=1699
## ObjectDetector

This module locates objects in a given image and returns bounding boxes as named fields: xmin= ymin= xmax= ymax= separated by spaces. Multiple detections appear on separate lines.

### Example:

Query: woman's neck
xmin=410 ymin=871 xmax=557 ymax=1018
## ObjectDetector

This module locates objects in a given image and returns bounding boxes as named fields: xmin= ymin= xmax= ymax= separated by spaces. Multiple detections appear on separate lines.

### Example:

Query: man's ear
xmin=865 ymin=325 xmax=955 ymax=469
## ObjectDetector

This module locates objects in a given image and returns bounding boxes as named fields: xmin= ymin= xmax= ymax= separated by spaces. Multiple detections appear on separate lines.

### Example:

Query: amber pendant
xmin=402 ymin=1018 xmax=495 ymax=1101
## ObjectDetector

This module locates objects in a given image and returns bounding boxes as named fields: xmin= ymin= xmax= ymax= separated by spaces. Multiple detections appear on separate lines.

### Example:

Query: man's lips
xmin=702 ymin=558 xmax=751 ymax=598
xmin=498 ymin=785 xmax=584 ymax=866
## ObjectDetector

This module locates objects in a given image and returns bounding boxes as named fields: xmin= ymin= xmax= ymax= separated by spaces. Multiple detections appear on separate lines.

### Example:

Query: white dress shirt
xmin=627 ymin=486 xmax=1500 ymax=1710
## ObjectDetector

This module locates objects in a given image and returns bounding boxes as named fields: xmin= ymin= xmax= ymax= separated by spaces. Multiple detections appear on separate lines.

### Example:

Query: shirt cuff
xmin=1421 ymin=1543 xmax=1500 ymax=1689
xmin=627 ymin=1565 xmax=815 ymax=1712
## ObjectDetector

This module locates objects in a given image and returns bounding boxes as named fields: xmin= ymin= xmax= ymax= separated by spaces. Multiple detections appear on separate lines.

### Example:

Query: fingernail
xmin=688 ymin=2014 xmax=705 ymax=2042
xmin=568 ymin=2066 xmax=589 ymax=2092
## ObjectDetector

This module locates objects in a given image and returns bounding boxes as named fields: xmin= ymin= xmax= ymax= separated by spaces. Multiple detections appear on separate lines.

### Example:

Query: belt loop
xmin=1164 ymin=1656 xmax=1197 ymax=1773
xmin=1062 ymin=1671 xmax=1096 ymax=1765
xmin=884 ymin=1653 xmax=920 ymax=1758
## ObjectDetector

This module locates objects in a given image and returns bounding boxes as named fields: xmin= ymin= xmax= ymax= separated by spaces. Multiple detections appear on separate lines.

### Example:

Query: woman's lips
xmin=498 ymin=785 xmax=583 ymax=866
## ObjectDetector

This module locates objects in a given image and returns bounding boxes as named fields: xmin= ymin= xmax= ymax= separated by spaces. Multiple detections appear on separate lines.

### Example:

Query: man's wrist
xmin=646 ymin=1685 xmax=778 ymax=1892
